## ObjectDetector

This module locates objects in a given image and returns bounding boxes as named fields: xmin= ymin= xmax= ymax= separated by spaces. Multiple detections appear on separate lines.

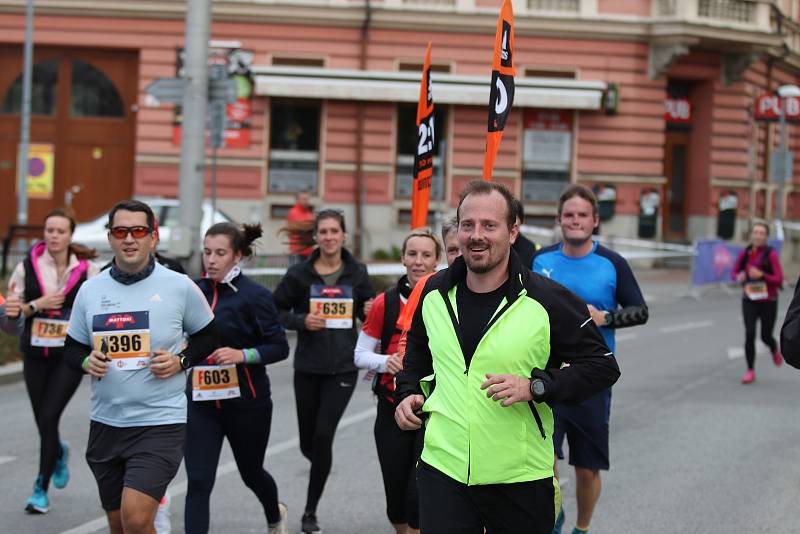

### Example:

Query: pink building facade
xmin=2 ymin=0 xmax=800 ymax=256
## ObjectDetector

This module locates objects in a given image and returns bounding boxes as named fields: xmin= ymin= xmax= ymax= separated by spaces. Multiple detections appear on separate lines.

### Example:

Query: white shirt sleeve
xmin=354 ymin=330 xmax=388 ymax=372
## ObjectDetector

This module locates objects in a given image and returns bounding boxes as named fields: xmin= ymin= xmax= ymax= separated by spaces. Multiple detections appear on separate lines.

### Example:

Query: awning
xmin=253 ymin=66 xmax=608 ymax=110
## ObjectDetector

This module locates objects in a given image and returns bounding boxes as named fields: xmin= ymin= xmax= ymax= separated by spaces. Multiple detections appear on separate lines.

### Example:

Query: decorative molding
xmin=648 ymin=41 xmax=690 ymax=80
xmin=135 ymin=154 xmax=263 ymax=167
xmin=721 ymin=51 xmax=759 ymax=86
xmin=579 ymin=174 xmax=667 ymax=185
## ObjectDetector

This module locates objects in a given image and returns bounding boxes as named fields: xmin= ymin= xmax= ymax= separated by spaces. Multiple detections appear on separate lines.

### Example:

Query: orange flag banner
xmin=482 ymin=0 xmax=515 ymax=181
xmin=411 ymin=42 xmax=435 ymax=229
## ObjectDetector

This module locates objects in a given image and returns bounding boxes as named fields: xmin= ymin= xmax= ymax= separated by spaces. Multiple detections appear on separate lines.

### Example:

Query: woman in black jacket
xmin=184 ymin=222 xmax=290 ymax=534
xmin=273 ymin=209 xmax=375 ymax=534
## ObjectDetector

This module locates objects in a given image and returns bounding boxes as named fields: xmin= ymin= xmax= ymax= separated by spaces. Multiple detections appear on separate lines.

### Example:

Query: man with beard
xmin=533 ymin=184 xmax=648 ymax=534
xmin=395 ymin=180 xmax=620 ymax=533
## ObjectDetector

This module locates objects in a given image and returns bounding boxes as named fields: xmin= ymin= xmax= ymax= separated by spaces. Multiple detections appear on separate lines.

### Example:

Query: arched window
xmin=1 ymin=59 xmax=59 ymax=116
xmin=71 ymin=60 xmax=124 ymax=117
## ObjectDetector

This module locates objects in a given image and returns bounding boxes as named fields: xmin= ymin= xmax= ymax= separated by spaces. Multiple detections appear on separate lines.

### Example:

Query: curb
xmin=0 ymin=361 xmax=23 ymax=386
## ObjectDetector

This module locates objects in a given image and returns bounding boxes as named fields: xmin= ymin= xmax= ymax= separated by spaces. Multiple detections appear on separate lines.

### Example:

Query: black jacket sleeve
xmin=273 ymin=270 xmax=310 ymax=332
xmin=780 ymin=278 xmax=800 ymax=368
xmin=395 ymin=280 xmax=434 ymax=401
xmin=608 ymin=252 xmax=649 ymax=329
xmin=539 ymin=281 xmax=621 ymax=405
xmin=183 ymin=320 xmax=219 ymax=366
xmin=64 ymin=334 xmax=92 ymax=372
xmin=353 ymin=265 xmax=376 ymax=323
xmin=251 ymin=287 xmax=290 ymax=365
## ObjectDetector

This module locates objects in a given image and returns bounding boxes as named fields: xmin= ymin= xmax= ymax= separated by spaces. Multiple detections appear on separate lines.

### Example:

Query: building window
xmin=395 ymin=103 xmax=446 ymax=200
xmin=524 ymin=67 xmax=576 ymax=79
xmin=272 ymin=56 xmax=325 ymax=68
xmin=521 ymin=109 xmax=573 ymax=203
xmin=71 ymin=60 xmax=124 ymax=117
xmin=398 ymin=209 xmax=435 ymax=226
xmin=1 ymin=59 xmax=59 ymax=116
xmin=269 ymin=100 xmax=320 ymax=194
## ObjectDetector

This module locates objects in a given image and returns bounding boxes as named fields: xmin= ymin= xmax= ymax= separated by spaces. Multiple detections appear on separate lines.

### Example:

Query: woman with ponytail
xmin=6 ymin=208 xmax=100 ymax=514
xmin=184 ymin=222 xmax=290 ymax=534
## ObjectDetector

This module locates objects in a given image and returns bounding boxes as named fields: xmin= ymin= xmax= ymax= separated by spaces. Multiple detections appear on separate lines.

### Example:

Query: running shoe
xmin=52 ymin=441 xmax=70 ymax=489
xmin=571 ymin=529 xmax=589 ymax=534
xmin=741 ymin=369 xmax=755 ymax=384
xmin=552 ymin=507 xmax=565 ymax=534
xmin=773 ymin=348 xmax=783 ymax=367
xmin=25 ymin=476 xmax=49 ymax=514
xmin=301 ymin=511 xmax=321 ymax=533
xmin=268 ymin=502 xmax=288 ymax=534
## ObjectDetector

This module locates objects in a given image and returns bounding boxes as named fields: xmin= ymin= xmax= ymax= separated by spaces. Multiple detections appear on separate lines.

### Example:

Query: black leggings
xmin=374 ymin=398 xmax=423 ymax=528
xmin=23 ymin=354 xmax=83 ymax=491
xmin=184 ymin=399 xmax=280 ymax=533
xmin=742 ymin=299 xmax=778 ymax=369
xmin=293 ymin=370 xmax=357 ymax=514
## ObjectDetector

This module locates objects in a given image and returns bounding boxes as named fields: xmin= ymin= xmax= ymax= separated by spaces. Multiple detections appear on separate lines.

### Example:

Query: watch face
xmin=533 ymin=380 xmax=545 ymax=396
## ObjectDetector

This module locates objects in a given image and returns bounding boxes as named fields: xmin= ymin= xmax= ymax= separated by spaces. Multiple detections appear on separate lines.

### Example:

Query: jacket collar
xmin=304 ymin=247 xmax=358 ymax=275
xmin=440 ymin=248 xmax=527 ymax=305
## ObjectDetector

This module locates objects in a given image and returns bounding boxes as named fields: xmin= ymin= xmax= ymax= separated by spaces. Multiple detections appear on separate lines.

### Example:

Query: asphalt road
xmin=1 ymin=276 xmax=798 ymax=534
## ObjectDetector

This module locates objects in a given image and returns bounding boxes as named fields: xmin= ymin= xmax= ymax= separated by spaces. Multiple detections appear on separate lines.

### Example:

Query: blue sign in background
xmin=691 ymin=239 xmax=782 ymax=286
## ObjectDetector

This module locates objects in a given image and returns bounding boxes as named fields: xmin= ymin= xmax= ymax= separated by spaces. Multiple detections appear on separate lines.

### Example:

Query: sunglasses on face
xmin=108 ymin=226 xmax=152 ymax=239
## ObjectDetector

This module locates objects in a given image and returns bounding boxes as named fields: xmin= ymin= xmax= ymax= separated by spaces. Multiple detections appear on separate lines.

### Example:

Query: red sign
xmin=755 ymin=93 xmax=800 ymax=121
xmin=665 ymin=98 xmax=691 ymax=124
xmin=524 ymin=109 xmax=572 ymax=131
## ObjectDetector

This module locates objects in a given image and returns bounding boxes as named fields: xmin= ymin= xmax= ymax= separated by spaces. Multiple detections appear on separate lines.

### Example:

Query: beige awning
xmin=253 ymin=66 xmax=607 ymax=110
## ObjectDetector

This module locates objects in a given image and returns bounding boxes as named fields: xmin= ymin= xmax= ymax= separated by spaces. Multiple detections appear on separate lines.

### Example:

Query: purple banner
xmin=691 ymin=239 xmax=782 ymax=286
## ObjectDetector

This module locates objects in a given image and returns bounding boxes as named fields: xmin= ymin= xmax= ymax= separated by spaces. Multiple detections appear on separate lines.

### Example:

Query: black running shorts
xmin=86 ymin=421 xmax=185 ymax=511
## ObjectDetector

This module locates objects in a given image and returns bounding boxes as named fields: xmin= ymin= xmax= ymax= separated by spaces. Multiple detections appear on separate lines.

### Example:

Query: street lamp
xmin=774 ymin=84 xmax=800 ymax=239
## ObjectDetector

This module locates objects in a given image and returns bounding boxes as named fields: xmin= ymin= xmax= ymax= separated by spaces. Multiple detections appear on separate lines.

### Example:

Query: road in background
xmin=1 ymin=274 xmax=798 ymax=534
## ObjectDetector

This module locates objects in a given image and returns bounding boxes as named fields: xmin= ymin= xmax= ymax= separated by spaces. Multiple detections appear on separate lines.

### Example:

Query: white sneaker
xmin=268 ymin=502 xmax=288 ymax=534
xmin=154 ymin=491 xmax=171 ymax=534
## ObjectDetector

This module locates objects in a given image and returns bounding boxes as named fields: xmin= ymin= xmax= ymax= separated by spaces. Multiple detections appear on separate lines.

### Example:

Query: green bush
xmin=372 ymin=246 xmax=402 ymax=261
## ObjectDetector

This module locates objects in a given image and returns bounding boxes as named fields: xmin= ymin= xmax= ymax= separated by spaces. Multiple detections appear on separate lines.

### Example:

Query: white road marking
xmin=659 ymin=320 xmax=714 ymax=334
xmin=727 ymin=346 xmax=770 ymax=360
xmin=60 ymin=407 xmax=376 ymax=534
xmin=0 ymin=455 xmax=16 ymax=466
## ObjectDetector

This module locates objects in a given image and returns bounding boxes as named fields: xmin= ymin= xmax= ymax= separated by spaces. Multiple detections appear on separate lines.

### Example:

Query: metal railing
xmin=697 ymin=0 xmax=756 ymax=24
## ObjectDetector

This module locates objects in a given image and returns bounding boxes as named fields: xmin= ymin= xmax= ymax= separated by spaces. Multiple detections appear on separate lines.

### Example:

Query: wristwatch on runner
xmin=27 ymin=301 xmax=38 ymax=313
xmin=529 ymin=378 xmax=547 ymax=402
xmin=178 ymin=353 xmax=190 ymax=370
xmin=602 ymin=311 xmax=612 ymax=326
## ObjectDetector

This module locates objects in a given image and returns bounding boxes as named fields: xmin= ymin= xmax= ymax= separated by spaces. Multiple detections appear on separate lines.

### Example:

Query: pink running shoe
xmin=772 ymin=349 xmax=783 ymax=367
xmin=741 ymin=369 xmax=755 ymax=384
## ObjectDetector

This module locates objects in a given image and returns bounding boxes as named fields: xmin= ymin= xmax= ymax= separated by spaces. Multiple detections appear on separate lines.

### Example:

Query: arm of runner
xmin=179 ymin=321 xmax=220 ymax=367
xmin=607 ymin=253 xmax=649 ymax=329
xmin=354 ymin=330 xmax=389 ymax=372
xmin=273 ymin=272 xmax=314 ymax=331
xmin=762 ymin=249 xmax=784 ymax=286
xmin=354 ymin=265 xmax=376 ymax=322
xmin=780 ymin=277 xmax=800 ymax=369
xmin=250 ymin=287 xmax=290 ymax=365
xmin=394 ymin=279 xmax=434 ymax=402
xmin=539 ymin=281 xmax=620 ymax=406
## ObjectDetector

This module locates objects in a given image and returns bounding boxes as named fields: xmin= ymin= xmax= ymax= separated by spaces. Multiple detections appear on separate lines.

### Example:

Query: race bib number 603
xmin=91 ymin=311 xmax=151 ymax=371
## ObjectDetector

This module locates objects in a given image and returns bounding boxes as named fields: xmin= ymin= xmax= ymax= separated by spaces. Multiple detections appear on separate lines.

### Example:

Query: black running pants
xmin=293 ymin=370 xmax=357 ymax=514
xmin=742 ymin=298 xmax=778 ymax=369
xmin=23 ymin=354 xmax=83 ymax=491
xmin=184 ymin=398 xmax=280 ymax=533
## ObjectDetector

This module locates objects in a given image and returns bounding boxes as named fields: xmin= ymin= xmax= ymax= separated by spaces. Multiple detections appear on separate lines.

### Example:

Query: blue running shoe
xmin=552 ymin=508 xmax=565 ymax=534
xmin=25 ymin=476 xmax=49 ymax=514
xmin=571 ymin=529 xmax=589 ymax=534
xmin=52 ymin=442 xmax=69 ymax=489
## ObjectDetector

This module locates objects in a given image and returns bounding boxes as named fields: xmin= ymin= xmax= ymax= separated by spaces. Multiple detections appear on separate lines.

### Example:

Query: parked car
xmin=72 ymin=198 xmax=234 ymax=255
